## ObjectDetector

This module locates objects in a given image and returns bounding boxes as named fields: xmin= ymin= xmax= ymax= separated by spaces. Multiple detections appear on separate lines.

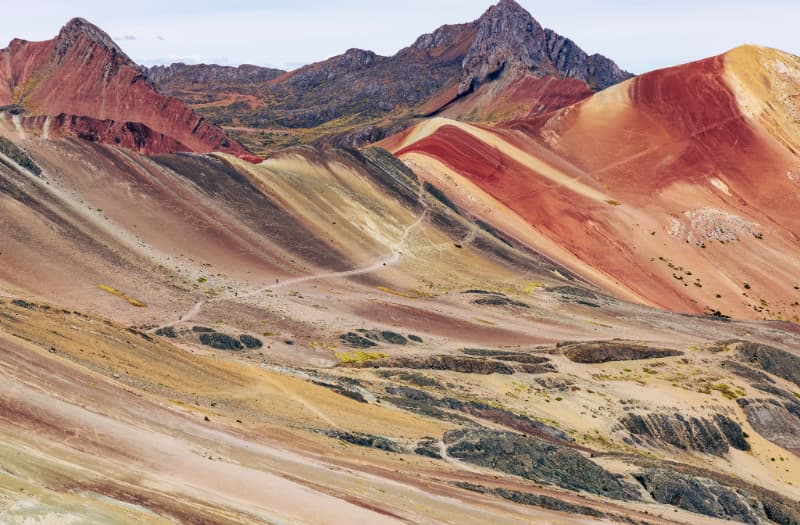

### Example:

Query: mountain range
xmin=146 ymin=0 xmax=631 ymax=153
xmin=1 ymin=1 xmax=800 ymax=524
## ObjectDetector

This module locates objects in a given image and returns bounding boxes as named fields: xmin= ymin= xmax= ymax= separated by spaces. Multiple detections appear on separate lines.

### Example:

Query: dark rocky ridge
xmin=621 ymin=413 xmax=749 ymax=456
xmin=149 ymin=0 xmax=632 ymax=152
xmin=444 ymin=429 xmax=638 ymax=500
xmin=0 ymin=137 xmax=41 ymax=175
xmin=740 ymin=399 xmax=800 ymax=454
xmin=344 ymin=355 xmax=554 ymax=375
xmin=54 ymin=17 xmax=129 ymax=65
xmin=736 ymin=341 xmax=800 ymax=388
xmin=458 ymin=0 xmax=630 ymax=94
xmin=635 ymin=468 xmax=800 ymax=524
xmin=147 ymin=63 xmax=285 ymax=88
xmin=385 ymin=385 xmax=570 ymax=442
xmin=324 ymin=431 xmax=401 ymax=452
xmin=562 ymin=341 xmax=683 ymax=363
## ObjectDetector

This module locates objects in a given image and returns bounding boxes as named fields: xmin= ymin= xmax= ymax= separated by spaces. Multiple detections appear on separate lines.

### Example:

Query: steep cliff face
xmin=0 ymin=18 xmax=251 ymax=158
xmin=459 ymin=0 xmax=630 ymax=94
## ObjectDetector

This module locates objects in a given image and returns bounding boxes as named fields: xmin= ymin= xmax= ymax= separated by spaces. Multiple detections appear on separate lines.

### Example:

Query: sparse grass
xmin=697 ymin=382 xmax=740 ymax=400
xmin=376 ymin=286 xmax=427 ymax=299
xmin=97 ymin=285 xmax=146 ymax=308
xmin=605 ymin=200 xmax=622 ymax=206
xmin=197 ymin=277 xmax=208 ymax=284
xmin=335 ymin=350 xmax=388 ymax=363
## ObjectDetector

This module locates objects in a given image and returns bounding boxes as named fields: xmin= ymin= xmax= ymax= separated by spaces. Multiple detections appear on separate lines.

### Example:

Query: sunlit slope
xmin=0 ymin=122 xmax=571 ymax=338
xmin=388 ymin=46 xmax=800 ymax=320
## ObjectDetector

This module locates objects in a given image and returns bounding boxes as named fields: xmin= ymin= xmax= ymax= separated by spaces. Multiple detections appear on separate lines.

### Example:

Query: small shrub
xmin=239 ymin=334 xmax=263 ymax=349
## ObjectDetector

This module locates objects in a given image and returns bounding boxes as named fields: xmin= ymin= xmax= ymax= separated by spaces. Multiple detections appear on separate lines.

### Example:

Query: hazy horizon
xmin=2 ymin=1 xmax=799 ymax=74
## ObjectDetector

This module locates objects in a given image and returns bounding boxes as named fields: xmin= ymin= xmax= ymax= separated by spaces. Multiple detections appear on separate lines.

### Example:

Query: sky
xmin=1 ymin=1 xmax=798 ymax=73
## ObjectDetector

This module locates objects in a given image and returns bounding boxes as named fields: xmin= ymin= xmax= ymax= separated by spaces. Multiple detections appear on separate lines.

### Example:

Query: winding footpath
xmin=159 ymin=210 xmax=429 ymax=330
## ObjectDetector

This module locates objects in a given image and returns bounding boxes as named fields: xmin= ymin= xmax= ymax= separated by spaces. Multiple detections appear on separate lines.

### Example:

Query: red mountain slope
xmin=386 ymin=45 xmax=800 ymax=320
xmin=0 ymin=18 xmax=253 ymax=159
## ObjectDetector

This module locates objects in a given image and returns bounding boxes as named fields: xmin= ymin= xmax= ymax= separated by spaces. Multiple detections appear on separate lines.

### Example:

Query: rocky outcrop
xmin=0 ymin=18 xmax=251 ymax=159
xmin=562 ymin=341 xmax=683 ymax=363
xmin=736 ymin=342 xmax=800 ymax=388
xmin=458 ymin=0 xmax=631 ymax=95
xmin=154 ymin=326 xmax=177 ymax=338
xmin=338 ymin=332 xmax=378 ymax=349
xmin=444 ymin=429 xmax=637 ymax=500
xmin=722 ymin=359 xmax=776 ymax=385
xmin=0 ymin=137 xmax=41 ymax=175
xmin=351 ymin=329 xmax=410 ymax=346
xmin=199 ymin=333 xmax=243 ymax=351
xmin=386 ymin=385 xmax=570 ymax=443
xmin=546 ymin=286 xmax=599 ymax=301
xmin=739 ymin=399 xmax=800 ymax=454
xmin=472 ymin=295 xmax=529 ymax=308
xmin=147 ymin=63 xmax=284 ymax=87
xmin=324 ymin=431 xmax=401 ymax=452
xmin=239 ymin=335 xmax=263 ymax=349
xmin=414 ymin=438 xmax=442 ymax=459
xmin=345 ymin=355 xmax=554 ymax=375
xmin=636 ymin=469 xmax=760 ymax=523
xmin=621 ymin=413 xmax=749 ymax=455
xmin=461 ymin=349 xmax=551 ymax=365
xmin=456 ymin=483 xmax=613 ymax=520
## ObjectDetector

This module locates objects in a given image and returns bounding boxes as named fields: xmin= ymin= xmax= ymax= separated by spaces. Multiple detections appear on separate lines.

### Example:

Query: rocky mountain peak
xmin=0 ymin=18 xmax=251 ymax=158
xmin=336 ymin=48 xmax=379 ymax=69
xmin=54 ymin=18 xmax=130 ymax=63
xmin=459 ymin=0 xmax=545 ymax=93
xmin=458 ymin=0 xmax=632 ymax=94
xmin=492 ymin=0 xmax=537 ymax=19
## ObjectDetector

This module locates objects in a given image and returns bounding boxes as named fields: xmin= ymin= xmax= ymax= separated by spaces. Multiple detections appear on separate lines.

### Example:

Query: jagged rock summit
xmin=0 ymin=18 xmax=252 ymax=159
xmin=150 ymin=0 xmax=632 ymax=153
xmin=458 ymin=0 xmax=631 ymax=94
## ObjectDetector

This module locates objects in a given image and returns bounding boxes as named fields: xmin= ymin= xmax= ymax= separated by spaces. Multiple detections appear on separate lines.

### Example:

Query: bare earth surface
xmin=1 ymin=4 xmax=800 ymax=525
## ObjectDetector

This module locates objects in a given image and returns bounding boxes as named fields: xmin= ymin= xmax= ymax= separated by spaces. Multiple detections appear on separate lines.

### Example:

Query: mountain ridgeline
xmin=147 ymin=0 xmax=632 ymax=152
